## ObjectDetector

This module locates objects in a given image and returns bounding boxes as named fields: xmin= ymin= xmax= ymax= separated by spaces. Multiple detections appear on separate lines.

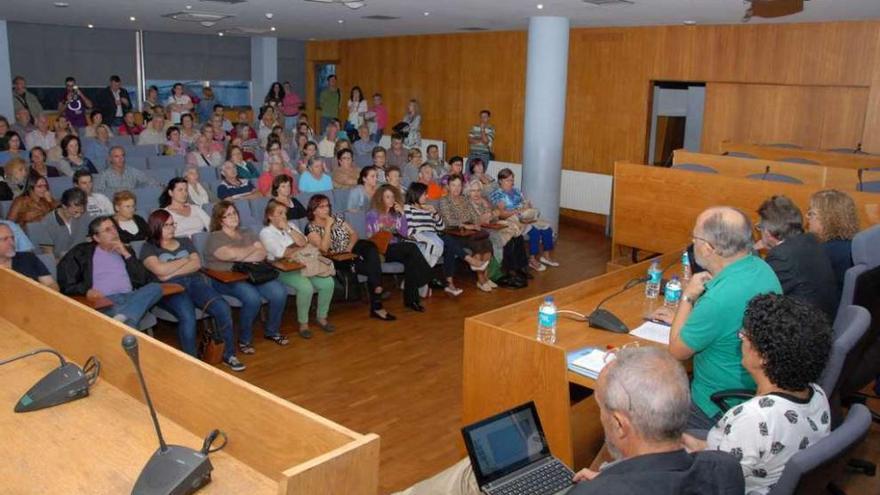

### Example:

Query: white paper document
xmin=570 ymin=349 xmax=613 ymax=376
xmin=630 ymin=321 xmax=671 ymax=345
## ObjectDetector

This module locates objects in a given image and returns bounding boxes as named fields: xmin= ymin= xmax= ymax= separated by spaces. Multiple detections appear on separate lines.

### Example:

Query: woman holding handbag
xmin=260 ymin=200 xmax=336 ymax=338
xmin=366 ymin=184 xmax=433 ymax=312
xmin=204 ymin=201 xmax=290 ymax=348
xmin=438 ymin=175 xmax=495 ymax=292
xmin=139 ymin=210 xmax=241 ymax=371
xmin=305 ymin=194 xmax=395 ymax=321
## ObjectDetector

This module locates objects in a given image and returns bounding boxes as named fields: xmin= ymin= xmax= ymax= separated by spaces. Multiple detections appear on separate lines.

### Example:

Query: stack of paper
xmin=630 ymin=321 xmax=671 ymax=344
xmin=567 ymin=347 xmax=614 ymax=380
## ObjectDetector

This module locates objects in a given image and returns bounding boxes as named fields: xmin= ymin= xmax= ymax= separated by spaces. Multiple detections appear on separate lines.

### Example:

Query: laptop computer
xmin=462 ymin=401 xmax=574 ymax=495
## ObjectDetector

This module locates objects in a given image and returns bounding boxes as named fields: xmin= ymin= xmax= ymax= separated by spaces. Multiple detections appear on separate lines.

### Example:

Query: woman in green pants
xmin=259 ymin=200 xmax=335 ymax=339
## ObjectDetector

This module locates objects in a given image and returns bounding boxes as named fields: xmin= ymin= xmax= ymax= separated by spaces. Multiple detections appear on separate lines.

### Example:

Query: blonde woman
xmin=807 ymin=189 xmax=860 ymax=294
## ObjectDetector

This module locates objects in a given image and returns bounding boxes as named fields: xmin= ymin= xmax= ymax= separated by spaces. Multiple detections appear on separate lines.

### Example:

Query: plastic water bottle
xmin=664 ymin=276 xmax=682 ymax=310
xmin=681 ymin=250 xmax=692 ymax=282
xmin=537 ymin=296 xmax=557 ymax=344
xmin=645 ymin=260 xmax=662 ymax=299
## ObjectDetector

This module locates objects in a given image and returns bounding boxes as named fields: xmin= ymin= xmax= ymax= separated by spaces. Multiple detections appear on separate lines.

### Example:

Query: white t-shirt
xmin=347 ymin=99 xmax=367 ymax=127
xmin=166 ymin=94 xmax=193 ymax=124
xmin=706 ymin=384 xmax=830 ymax=495
xmin=165 ymin=206 xmax=210 ymax=238
xmin=258 ymin=222 xmax=305 ymax=261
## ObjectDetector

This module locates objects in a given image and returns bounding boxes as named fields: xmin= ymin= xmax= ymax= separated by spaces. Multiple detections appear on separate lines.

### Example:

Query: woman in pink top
xmin=281 ymin=81 xmax=302 ymax=131
xmin=369 ymin=93 xmax=388 ymax=143
xmin=257 ymin=156 xmax=297 ymax=197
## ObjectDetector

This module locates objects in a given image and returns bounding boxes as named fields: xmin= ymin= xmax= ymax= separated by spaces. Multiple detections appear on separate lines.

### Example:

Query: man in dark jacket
xmin=94 ymin=75 xmax=132 ymax=128
xmin=757 ymin=195 xmax=840 ymax=318
xmin=58 ymin=215 xmax=161 ymax=327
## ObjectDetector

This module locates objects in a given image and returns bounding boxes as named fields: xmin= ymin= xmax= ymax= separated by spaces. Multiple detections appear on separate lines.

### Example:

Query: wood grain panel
xmin=309 ymin=21 xmax=880 ymax=175
xmin=718 ymin=142 xmax=880 ymax=171
xmin=701 ymin=83 xmax=869 ymax=153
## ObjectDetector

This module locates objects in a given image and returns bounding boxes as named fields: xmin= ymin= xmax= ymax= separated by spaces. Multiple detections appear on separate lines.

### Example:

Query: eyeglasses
xmin=223 ymin=211 xmax=239 ymax=218
xmin=603 ymin=341 xmax=641 ymax=364
xmin=691 ymin=233 xmax=714 ymax=249
xmin=806 ymin=209 xmax=818 ymax=219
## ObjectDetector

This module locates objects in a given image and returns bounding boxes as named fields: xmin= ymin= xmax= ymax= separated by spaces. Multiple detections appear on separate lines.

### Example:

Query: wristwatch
xmin=682 ymin=294 xmax=697 ymax=305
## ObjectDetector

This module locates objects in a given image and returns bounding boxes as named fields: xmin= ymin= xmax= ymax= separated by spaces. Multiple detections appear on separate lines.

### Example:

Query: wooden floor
xmin=152 ymin=221 xmax=880 ymax=494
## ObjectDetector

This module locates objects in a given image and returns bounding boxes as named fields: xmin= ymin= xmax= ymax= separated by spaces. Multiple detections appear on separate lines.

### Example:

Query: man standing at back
xmin=11 ymin=76 xmax=43 ymax=122
xmin=95 ymin=75 xmax=132 ymax=128
xmin=318 ymin=75 xmax=341 ymax=134
xmin=653 ymin=206 xmax=782 ymax=430
xmin=468 ymin=110 xmax=495 ymax=166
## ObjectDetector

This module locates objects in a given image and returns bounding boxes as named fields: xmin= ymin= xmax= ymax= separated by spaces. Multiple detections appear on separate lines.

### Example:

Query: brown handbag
xmin=198 ymin=296 xmax=227 ymax=365
xmin=369 ymin=230 xmax=393 ymax=255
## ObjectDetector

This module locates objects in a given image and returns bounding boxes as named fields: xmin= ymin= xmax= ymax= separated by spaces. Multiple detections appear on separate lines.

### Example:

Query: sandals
xmin=468 ymin=260 xmax=490 ymax=272
xmin=238 ymin=342 xmax=256 ymax=354
xmin=263 ymin=334 xmax=290 ymax=346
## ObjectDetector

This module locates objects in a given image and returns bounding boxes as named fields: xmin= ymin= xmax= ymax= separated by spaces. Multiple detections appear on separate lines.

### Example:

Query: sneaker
xmin=539 ymin=256 xmax=560 ymax=267
xmin=223 ymin=356 xmax=246 ymax=372
xmin=445 ymin=286 xmax=464 ymax=297
xmin=477 ymin=282 xmax=493 ymax=293
xmin=529 ymin=260 xmax=547 ymax=272
xmin=487 ymin=280 xmax=499 ymax=289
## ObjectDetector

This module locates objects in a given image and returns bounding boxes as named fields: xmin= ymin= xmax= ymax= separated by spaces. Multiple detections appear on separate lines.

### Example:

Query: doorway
xmin=647 ymin=81 xmax=706 ymax=166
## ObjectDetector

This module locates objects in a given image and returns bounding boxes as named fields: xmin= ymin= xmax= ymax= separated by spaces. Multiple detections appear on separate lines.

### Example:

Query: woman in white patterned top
xmin=682 ymin=294 xmax=832 ymax=495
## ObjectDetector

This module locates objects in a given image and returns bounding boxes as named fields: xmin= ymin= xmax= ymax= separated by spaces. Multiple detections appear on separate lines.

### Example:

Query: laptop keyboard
xmin=491 ymin=460 xmax=573 ymax=495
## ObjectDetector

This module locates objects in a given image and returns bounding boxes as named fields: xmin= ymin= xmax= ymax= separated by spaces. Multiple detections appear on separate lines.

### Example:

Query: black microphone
xmin=761 ymin=165 xmax=771 ymax=181
xmin=586 ymin=277 xmax=646 ymax=334
xmin=0 ymin=348 xmax=99 ymax=413
xmin=122 ymin=334 xmax=216 ymax=495
xmin=858 ymin=168 xmax=865 ymax=192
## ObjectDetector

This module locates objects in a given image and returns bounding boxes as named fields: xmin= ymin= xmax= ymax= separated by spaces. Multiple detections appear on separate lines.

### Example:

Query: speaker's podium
xmin=463 ymin=252 xmax=678 ymax=472
xmin=0 ymin=269 xmax=379 ymax=494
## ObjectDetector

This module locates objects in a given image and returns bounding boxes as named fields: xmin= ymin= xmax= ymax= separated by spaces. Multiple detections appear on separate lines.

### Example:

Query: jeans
xmin=440 ymin=234 xmax=468 ymax=279
xmin=370 ymin=130 xmax=384 ymax=144
xmin=103 ymin=283 xmax=163 ymax=329
xmin=686 ymin=400 xmax=722 ymax=432
xmin=353 ymin=240 xmax=383 ymax=309
xmin=210 ymin=279 xmax=288 ymax=343
xmin=528 ymin=227 xmax=554 ymax=256
xmin=277 ymin=272 xmax=334 ymax=324
xmin=284 ymin=115 xmax=299 ymax=131
xmin=385 ymin=241 xmax=432 ymax=305
xmin=161 ymin=274 xmax=235 ymax=360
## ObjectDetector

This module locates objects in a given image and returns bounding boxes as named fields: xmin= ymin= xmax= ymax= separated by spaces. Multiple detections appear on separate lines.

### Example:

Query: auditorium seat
xmin=672 ymin=163 xmax=718 ymax=174
xmin=125 ymin=144 xmax=161 ymax=158
xmin=779 ymin=157 xmax=819 ymax=165
xmin=859 ymin=181 xmax=880 ymax=193
xmin=125 ymin=156 xmax=149 ymax=170
xmin=725 ymin=151 xmax=757 ymax=158
xmin=47 ymin=176 xmax=70 ymax=197
xmin=148 ymin=155 xmax=186 ymax=169
xmin=149 ymin=167 xmax=180 ymax=186
xmin=746 ymin=172 xmax=803 ymax=184
xmin=766 ymin=143 xmax=802 ymax=149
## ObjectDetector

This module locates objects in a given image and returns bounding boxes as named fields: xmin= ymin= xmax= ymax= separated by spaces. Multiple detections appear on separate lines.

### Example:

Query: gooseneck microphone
xmin=122 ymin=334 xmax=224 ymax=495
xmin=761 ymin=164 xmax=771 ymax=181
xmin=122 ymin=335 xmax=168 ymax=453
xmin=0 ymin=348 xmax=100 ymax=413
xmin=858 ymin=168 xmax=865 ymax=192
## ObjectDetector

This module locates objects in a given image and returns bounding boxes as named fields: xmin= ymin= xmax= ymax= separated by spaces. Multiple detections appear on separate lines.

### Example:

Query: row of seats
xmin=672 ymin=162 xmax=880 ymax=191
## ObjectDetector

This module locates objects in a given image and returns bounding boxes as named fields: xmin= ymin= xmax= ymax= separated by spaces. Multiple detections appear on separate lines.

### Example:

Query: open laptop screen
xmin=462 ymin=401 xmax=551 ymax=487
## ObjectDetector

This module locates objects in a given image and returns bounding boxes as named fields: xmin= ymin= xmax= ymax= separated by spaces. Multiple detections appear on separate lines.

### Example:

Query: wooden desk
xmin=719 ymin=142 xmax=880 ymax=171
xmin=0 ymin=269 xmax=380 ymax=494
xmin=271 ymin=260 xmax=305 ymax=272
xmin=201 ymin=268 xmax=248 ymax=284
xmin=463 ymin=252 xmax=679 ymax=471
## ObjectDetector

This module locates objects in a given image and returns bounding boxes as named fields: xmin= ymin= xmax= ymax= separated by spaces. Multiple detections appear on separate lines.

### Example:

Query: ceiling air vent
xmin=583 ymin=0 xmax=634 ymax=5
xmin=459 ymin=27 xmax=489 ymax=31
xmin=199 ymin=0 xmax=248 ymax=4
xmin=362 ymin=15 xmax=400 ymax=20
xmin=163 ymin=11 xmax=234 ymax=23
xmin=305 ymin=0 xmax=366 ymax=9
xmin=223 ymin=26 xmax=273 ymax=35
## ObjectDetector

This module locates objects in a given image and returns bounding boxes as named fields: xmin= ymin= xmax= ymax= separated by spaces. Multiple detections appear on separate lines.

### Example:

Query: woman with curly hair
xmin=682 ymin=294 xmax=832 ymax=495
xmin=806 ymin=189 xmax=859 ymax=295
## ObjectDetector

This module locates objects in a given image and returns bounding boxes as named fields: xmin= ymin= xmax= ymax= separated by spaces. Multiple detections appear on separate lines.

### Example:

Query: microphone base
xmin=15 ymin=362 xmax=90 ymax=413
xmin=132 ymin=445 xmax=213 ymax=495
xmin=587 ymin=308 xmax=630 ymax=334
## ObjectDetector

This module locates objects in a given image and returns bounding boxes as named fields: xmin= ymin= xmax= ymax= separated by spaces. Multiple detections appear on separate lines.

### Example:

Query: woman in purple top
xmin=365 ymin=184 xmax=432 ymax=312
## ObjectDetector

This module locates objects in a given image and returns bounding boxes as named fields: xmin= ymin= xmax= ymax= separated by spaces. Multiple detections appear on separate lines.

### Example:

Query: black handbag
xmin=231 ymin=261 xmax=278 ymax=285
xmin=332 ymin=258 xmax=363 ymax=303
xmin=392 ymin=121 xmax=409 ymax=137
xmin=198 ymin=297 xmax=227 ymax=365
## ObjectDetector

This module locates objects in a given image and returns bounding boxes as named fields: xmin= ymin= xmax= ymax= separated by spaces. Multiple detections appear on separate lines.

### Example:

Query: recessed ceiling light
xmin=218 ymin=32 xmax=224 ymax=36
xmin=129 ymin=16 xmax=136 ymax=21
xmin=53 ymin=1 xmax=69 ymax=7
xmin=423 ymin=11 xmax=430 ymax=16
xmin=185 ymin=5 xmax=192 ymax=9
xmin=308 ymin=37 xmax=316 ymax=41
xmin=337 ymin=19 xmax=344 ymax=24
xmin=270 ymin=26 xmax=276 ymax=31
xmin=683 ymin=20 xmax=697 ymax=25
xmin=87 ymin=24 xmax=94 ymax=28
xmin=537 ymin=4 xmax=544 ymax=9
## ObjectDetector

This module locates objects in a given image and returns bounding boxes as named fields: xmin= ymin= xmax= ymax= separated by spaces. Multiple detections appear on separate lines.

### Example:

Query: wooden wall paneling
xmin=862 ymin=31 xmax=880 ymax=153
xmin=281 ymin=434 xmax=381 ymax=495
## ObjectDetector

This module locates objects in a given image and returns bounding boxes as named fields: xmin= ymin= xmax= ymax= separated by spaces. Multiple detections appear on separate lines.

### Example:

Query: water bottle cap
xmin=671 ymin=275 xmax=679 ymax=281
xmin=544 ymin=296 xmax=554 ymax=302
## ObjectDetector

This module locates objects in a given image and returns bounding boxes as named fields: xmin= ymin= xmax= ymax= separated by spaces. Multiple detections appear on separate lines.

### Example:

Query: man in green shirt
xmin=318 ymin=75 xmax=341 ymax=136
xmin=653 ymin=206 xmax=782 ymax=430
xmin=467 ymin=109 xmax=495 ymax=165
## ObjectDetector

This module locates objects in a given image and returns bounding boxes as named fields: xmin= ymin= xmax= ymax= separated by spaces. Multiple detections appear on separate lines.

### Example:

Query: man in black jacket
xmin=95 ymin=75 xmax=132 ymax=128
xmin=757 ymin=196 xmax=840 ymax=318
xmin=58 ymin=215 xmax=161 ymax=327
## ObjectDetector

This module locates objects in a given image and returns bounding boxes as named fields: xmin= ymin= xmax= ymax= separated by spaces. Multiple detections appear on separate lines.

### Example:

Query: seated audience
xmin=401 ymin=148 xmax=424 ymax=187
xmin=183 ymin=166 xmax=214 ymax=208
xmin=166 ymin=83 xmax=194 ymax=125
xmin=212 ymin=104 xmax=233 ymax=133
xmin=397 ymin=347 xmax=744 ymax=495
xmin=187 ymin=135 xmax=223 ymax=168
xmin=140 ymin=210 xmax=240 ymax=371
xmin=7 ymin=174 xmax=56 ymax=227
xmin=142 ymin=85 xmax=162 ymax=119
xmin=352 ymin=125 xmax=374 ymax=167
xmin=417 ymin=163 xmax=444 ymax=200
xmin=117 ymin=110 xmax=143 ymax=137
xmin=230 ymin=112 xmax=259 ymax=159
xmin=270 ymin=174 xmax=307 ymax=221
xmin=201 ymin=124 xmax=224 ymax=154
xmin=226 ymin=144 xmax=261 ymax=180
xmin=0 ymin=219 xmax=35 ymax=252
xmin=756 ymin=195 xmax=839 ymax=318
xmin=159 ymin=178 xmax=210 ymax=237
xmin=113 ymin=190 xmax=150 ymax=243
xmin=57 ymin=135 xmax=98 ymax=176
xmin=425 ymin=144 xmax=448 ymax=177
xmin=386 ymin=165 xmax=406 ymax=194
xmin=305 ymin=194 xmax=395 ymax=321
xmin=11 ymin=108 xmax=35 ymax=138
xmin=29 ymin=147 xmax=61 ymax=178
xmin=205 ymin=201 xmax=289 ymax=347
xmin=0 ymin=131 xmax=25 ymax=163
xmin=332 ymin=149 xmax=359 ymax=190
xmin=86 ymin=124 xmax=112 ymax=165
xmin=371 ymin=146 xmax=388 ymax=182
xmin=83 ymin=110 xmax=108 ymax=139
xmin=467 ymin=179 xmax=529 ymax=288
xmin=261 ymin=137 xmax=293 ymax=172
xmin=137 ymin=114 xmax=168 ymax=146
xmin=217 ymin=161 xmax=259 ymax=201
xmin=651 ymin=206 xmax=782 ymax=430
xmin=178 ymin=113 xmax=200 ymax=149
xmin=73 ymin=170 xmax=113 ymax=218
xmin=163 ymin=126 xmax=187 ymax=156
xmin=93 ymin=146 xmax=159 ymax=195
xmin=366 ymin=184 xmax=433 ymax=311
xmin=439 ymin=175 xmax=494 ymax=291
xmin=318 ymin=121 xmax=339 ymax=158
xmin=25 ymin=114 xmax=55 ymax=151
xmin=299 ymin=158 xmax=333 ymax=193
xmin=346 ymin=166 xmax=379 ymax=212
xmin=257 ymin=106 xmax=277 ymax=148
xmin=257 ymin=156 xmax=296 ymax=197
xmin=466 ymin=157 xmax=495 ymax=191
xmin=682 ymin=294 xmax=832 ymax=495
xmin=491 ymin=168 xmax=557 ymax=271
xmin=440 ymin=157 xmax=465 ymax=187
xmin=58 ymin=215 xmax=163 ymax=328
xmin=806 ymin=189 xmax=859 ymax=297
xmin=386 ymin=133 xmax=408 ymax=168
xmin=38 ymin=188 xmax=89 ymax=259
xmin=0 ymin=157 xmax=29 ymax=200
xmin=260 ymin=200 xmax=335 ymax=338
xmin=0 ymin=223 xmax=58 ymax=289
xmin=296 ymin=140 xmax=319 ymax=173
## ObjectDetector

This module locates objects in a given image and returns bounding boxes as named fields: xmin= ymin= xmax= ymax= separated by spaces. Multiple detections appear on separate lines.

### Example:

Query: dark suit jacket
xmin=766 ymin=232 xmax=840 ymax=318
xmin=95 ymin=86 xmax=132 ymax=121
xmin=567 ymin=449 xmax=744 ymax=495
xmin=57 ymin=241 xmax=155 ymax=296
